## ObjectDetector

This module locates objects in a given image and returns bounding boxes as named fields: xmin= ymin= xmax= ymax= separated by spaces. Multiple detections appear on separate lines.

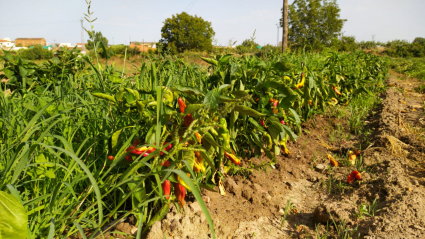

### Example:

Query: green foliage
xmin=0 ymin=191 xmax=28 ymax=238
xmin=159 ymin=12 xmax=215 ymax=54
xmin=0 ymin=48 xmax=388 ymax=238
xmin=284 ymin=0 xmax=346 ymax=51
xmin=413 ymin=37 xmax=425 ymax=45
xmin=384 ymin=39 xmax=425 ymax=58
xmin=86 ymin=31 xmax=108 ymax=51
xmin=17 ymin=45 xmax=53 ymax=60
xmin=389 ymin=57 xmax=425 ymax=80
xmin=330 ymin=36 xmax=357 ymax=52
xmin=109 ymin=44 xmax=141 ymax=57
xmin=241 ymin=39 xmax=258 ymax=48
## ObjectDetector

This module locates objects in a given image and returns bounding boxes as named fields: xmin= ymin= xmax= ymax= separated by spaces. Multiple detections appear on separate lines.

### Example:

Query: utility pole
xmin=282 ymin=0 xmax=288 ymax=53
xmin=80 ymin=18 xmax=85 ymax=52
xmin=276 ymin=24 xmax=279 ymax=47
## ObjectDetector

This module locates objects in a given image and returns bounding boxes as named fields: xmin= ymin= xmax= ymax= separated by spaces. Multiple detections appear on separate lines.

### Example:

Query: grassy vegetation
xmin=388 ymin=57 xmax=425 ymax=81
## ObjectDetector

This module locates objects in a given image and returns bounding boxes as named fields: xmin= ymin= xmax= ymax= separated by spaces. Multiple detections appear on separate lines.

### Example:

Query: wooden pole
xmin=282 ymin=0 xmax=288 ymax=53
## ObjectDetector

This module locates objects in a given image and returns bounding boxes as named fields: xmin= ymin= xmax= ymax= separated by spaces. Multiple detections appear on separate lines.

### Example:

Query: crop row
xmin=0 ymin=49 xmax=387 ymax=238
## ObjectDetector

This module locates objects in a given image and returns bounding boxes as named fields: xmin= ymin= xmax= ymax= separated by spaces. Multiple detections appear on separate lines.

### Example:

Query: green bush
xmin=384 ymin=39 xmax=425 ymax=58
xmin=17 ymin=45 xmax=53 ymax=60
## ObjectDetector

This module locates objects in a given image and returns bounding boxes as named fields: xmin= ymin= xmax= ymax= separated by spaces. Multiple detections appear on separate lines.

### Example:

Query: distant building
xmin=0 ymin=38 xmax=15 ymax=48
xmin=15 ymin=38 xmax=46 ymax=47
xmin=59 ymin=43 xmax=74 ymax=48
xmin=130 ymin=41 xmax=156 ymax=52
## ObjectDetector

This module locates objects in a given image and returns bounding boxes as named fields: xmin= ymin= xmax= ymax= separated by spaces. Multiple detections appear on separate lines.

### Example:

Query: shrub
xmin=17 ymin=45 xmax=53 ymax=60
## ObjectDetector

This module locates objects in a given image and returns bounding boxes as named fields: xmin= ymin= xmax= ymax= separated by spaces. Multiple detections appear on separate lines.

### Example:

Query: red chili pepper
xmin=161 ymin=160 xmax=171 ymax=167
xmin=184 ymin=114 xmax=194 ymax=127
xmin=224 ymin=151 xmax=241 ymax=165
xmin=280 ymin=119 xmax=286 ymax=125
xmin=108 ymin=155 xmax=115 ymax=161
xmin=126 ymin=146 xmax=136 ymax=152
xmin=178 ymin=98 xmax=186 ymax=113
xmin=347 ymin=174 xmax=355 ymax=184
xmin=332 ymin=86 xmax=342 ymax=95
xmin=259 ymin=118 xmax=265 ymax=126
xmin=351 ymin=170 xmax=362 ymax=180
xmin=273 ymin=99 xmax=279 ymax=107
xmin=132 ymin=138 xmax=140 ymax=146
xmin=162 ymin=180 xmax=171 ymax=200
xmin=347 ymin=170 xmax=362 ymax=183
xmin=125 ymin=155 xmax=133 ymax=162
xmin=174 ymin=183 xmax=186 ymax=207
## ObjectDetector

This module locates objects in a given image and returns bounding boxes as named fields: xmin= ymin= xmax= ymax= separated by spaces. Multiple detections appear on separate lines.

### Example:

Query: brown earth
xmin=107 ymin=73 xmax=425 ymax=239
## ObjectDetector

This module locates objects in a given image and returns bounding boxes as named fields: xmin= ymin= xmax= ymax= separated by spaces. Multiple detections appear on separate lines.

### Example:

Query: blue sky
xmin=1 ymin=0 xmax=424 ymax=46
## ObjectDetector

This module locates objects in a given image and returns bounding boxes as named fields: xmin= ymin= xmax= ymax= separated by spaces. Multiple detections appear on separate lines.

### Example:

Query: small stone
xmin=310 ymin=177 xmax=317 ymax=182
xmin=189 ymin=201 xmax=202 ymax=214
xmin=146 ymin=221 xmax=162 ymax=239
xmin=202 ymin=195 xmax=211 ymax=204
xmin=412 ymin=180 xmax=419 ymax=186
xmin=130 ymin=225 xmax=138 ymax=235
xmin=315 ymin=164 xmax=325 ymax=172
xmin=278 ymin=208 xmax=285 ymax=215
xmin=199 ymin=213 xmax=207 ymax=223
xmin=265 ymin=194 xmax=272 ymax=201
xmin=253 ymin=183 xmax=268 ymax=194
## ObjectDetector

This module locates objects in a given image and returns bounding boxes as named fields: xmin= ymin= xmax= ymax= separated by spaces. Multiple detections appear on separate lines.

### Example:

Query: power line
xmin=187 ymin=0 xmax=198 ymax=12
xmin=184 ymin=0 xmax=196 ymax=12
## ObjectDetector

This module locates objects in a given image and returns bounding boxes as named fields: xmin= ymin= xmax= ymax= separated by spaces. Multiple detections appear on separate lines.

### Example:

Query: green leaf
xmin=45 ymin=170 xmax=56 ymax=179
xmin=218 ymin=54 xmax=233 ymax=65
xmin=202 ymin=132 xmax=220 ymax=147
xmin=173 ymin=84 xmax=205 ymax=96
xmin=248 ymin=117 xmax=265 ymax=131
xmin=288 ymin=108 xmax=301 ymax=126
xmin=0 ymin=191 xmax=28 ymax=239
xmin=203 ymin=90 xmax=220 ymax=110
xmin=91 ymin=91 xmax=116 ymax=103
xmin=110 ymin=129 xmax=123 ymax=152
xmin=231 ymin=90 xmax=249 ymax=98
xmin=282 ymin=125 xmax=298 ymax=141
xmin=233 ymin=105 xmax=264 ymax=117
xmin=142 ymin=200 xmax=170 ymax=233
xmin=200 ymin=57 xmax=218 ymax=66
xmin=185 ymin=104 xmax=204 ymax=114
xmin=274 ymin=61 xmax=295 ymax=72
xmin=217 ymin=84 xmax=231 ymax=93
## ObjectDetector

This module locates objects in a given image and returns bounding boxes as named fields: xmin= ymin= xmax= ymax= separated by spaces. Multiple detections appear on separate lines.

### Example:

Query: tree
xmin=85 ymin=31 xmax=112 ymax=58
xmin=241 ymin=39 xmax=258 ymax=48
xmin=282 ymin=0 xmax=346 ymax=50
xmin=159 ymin=12 xmax=215 ymax=53
xmin=86 ymin=31 xmax=108 ymax=50
xmin=413 ymin=37 xmax=425 ymax=45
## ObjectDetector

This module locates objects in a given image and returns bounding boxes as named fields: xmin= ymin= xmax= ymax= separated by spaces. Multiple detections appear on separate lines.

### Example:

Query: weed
xmin=330 ymin=215 xmax=360 ymax=239
xmin=315 ymin=223 xmax=331 ymax=239
xmin=280 ymin=199 xmax=293 ymax=229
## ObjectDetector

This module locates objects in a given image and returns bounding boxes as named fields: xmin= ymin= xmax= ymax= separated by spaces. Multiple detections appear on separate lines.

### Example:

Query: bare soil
xmin=110 ymin=73 xmax=425 ymax=239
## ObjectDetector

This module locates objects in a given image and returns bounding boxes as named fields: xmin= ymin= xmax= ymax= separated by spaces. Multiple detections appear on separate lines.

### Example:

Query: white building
xmin=59 ymin=43 xmax=74 ymax=48
xmin=0 ymin=38 xmax=15 ymax=48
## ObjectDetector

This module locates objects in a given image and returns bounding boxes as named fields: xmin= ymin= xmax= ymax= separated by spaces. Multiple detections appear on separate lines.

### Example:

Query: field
xmin=1 ymin=47 xmax=425 ymax=239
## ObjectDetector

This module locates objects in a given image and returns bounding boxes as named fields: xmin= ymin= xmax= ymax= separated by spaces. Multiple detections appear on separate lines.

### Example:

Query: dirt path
xmin=114 ymin=73 xmax=425 ymax=239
